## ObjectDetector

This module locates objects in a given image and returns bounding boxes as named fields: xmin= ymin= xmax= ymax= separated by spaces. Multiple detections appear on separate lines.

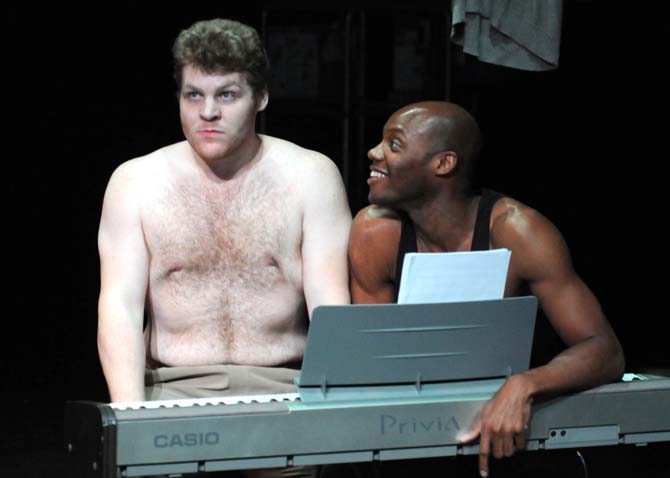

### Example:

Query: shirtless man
xmin=348 ymin=101 xmax=624 ymax=477
xmin=97 ymin=19 xmax=351 ymax=405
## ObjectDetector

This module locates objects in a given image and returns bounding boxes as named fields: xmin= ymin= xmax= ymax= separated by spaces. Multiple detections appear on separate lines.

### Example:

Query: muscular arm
xmin=348 ymin=206 xmax=401 ymax=304
xmin=462 ymin=204 xmax=625 ymax=477
xmin=505 ymin=207 xmax=624 ymax=395
xmin=301 ymin=156 xmax=352 ymax=315
xmin=97 ymin=163 xmax=150 ymax=402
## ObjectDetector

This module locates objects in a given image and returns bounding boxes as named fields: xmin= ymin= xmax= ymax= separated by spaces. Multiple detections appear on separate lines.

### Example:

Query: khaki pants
xmin=145 ymin=364 xmax=318 ymax=478
xmin=145 ymin=364 xmax=300 ymax=399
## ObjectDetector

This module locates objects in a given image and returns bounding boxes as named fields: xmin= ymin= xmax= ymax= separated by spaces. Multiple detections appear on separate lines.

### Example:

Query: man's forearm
xmin=520 ymin=334 xmax=625 ymax=398
xmin=97 ymin=312 xmax=146 ymax=402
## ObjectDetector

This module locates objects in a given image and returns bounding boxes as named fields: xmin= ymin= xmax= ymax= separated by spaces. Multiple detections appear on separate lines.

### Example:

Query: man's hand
xmin=458 ymin=374 xmax=534 ymax=477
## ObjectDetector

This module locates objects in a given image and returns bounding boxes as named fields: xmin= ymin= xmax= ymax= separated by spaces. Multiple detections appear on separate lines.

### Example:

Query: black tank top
xmin=393 ymin=188 xmax=504 ymax=288
xmin=392 ymin=189 xmax=564 ymax=368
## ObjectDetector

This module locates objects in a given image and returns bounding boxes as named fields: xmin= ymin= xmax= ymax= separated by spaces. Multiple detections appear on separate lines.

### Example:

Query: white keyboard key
xmin=111 ymin=392 xmax=300 ymax=410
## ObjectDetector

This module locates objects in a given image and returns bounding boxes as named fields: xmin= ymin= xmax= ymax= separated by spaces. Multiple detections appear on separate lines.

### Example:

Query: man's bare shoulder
xmin=348 ymin=206 xmax=402 ymax=297
xmin=260 ymin=135 xmax=349 ymax=215
xmin=261 ymin=135 xmax=338 ymax=175
xmin=490 ymin=195 xmax=571 ymax=281
xmin=106 ymin=142 xmax=185 ymax=192
xmin=351 ymin=205 xmax=403 ymax=245
xmin=353 ymin=205 xmax=402 ymax=227
xmin=490 ymin=196 xmax=558 ymax=245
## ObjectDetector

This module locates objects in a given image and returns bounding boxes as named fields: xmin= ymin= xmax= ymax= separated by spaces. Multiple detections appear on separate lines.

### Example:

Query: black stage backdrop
xmin=5 ymin=2 xmax=669 ymax=476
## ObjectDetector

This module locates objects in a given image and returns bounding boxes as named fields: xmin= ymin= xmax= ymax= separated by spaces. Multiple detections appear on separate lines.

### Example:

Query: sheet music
xmin=397 ymin=249 xmax=511 ymax=304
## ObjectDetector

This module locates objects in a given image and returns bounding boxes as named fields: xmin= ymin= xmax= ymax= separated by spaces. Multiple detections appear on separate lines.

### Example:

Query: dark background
xmin=5 ymin=1 xmax=669 ymax=476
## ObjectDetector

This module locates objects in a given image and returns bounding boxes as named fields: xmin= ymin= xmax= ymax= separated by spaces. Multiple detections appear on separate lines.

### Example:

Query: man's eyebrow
xmin=385 ymin=126 xmax=407 ymax=137
xmin=215 ymin=82 xmax=242 ymax=90
xmin=181 ymin=81 xmax=243 ymax=91
xmin=181 ymin=83 xmax=202 ymax=91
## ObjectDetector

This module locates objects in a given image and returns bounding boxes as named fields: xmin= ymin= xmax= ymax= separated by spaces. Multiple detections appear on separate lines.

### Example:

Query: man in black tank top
xmin=347 ymin=101 xmax=624 ymax=478
xmin=395 ymin=187 xmax=503 ymax=287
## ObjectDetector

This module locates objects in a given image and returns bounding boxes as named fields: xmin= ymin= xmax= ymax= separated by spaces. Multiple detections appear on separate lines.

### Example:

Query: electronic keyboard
xmin=65 ymin=299 xmax=670 ymax=477
xmin=65 ymin=375 xmax=670 ymax=477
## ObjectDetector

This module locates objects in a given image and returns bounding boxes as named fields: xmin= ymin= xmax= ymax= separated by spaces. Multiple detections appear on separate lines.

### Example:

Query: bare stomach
xmin=145 ymin=279 xmax=308 ymax=367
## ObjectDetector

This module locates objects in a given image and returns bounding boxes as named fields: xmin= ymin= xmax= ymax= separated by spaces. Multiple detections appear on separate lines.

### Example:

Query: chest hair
xmin=145 ymin=170 xmax=300 ymax=290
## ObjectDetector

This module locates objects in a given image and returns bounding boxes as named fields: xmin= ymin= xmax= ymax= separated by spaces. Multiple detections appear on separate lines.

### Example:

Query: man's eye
xmin=219 ymin=91 xmax=236 ymax=100
xmin=389 ymin=139 xmax=401 ymax=150
xmin=184 ymin=91 xmax=201 ymax=99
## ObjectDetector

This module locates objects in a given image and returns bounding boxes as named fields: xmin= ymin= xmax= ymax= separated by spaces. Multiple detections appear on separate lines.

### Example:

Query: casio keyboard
xmin=65 ymin=298 xmax=670 ymax=477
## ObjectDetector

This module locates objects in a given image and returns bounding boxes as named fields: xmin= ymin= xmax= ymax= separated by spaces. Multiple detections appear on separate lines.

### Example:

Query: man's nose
xmin=368 ymin=142 xmax=383 ymax=161
xmin=200 ymin=97 xmax=220 ymax=121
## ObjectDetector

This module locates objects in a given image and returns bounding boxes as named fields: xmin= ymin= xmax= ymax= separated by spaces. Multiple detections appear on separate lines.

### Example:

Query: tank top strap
xmin=394 ymin=216 xmax=417 ymax=288
xmin=471 ymin=188 xmax=504 ymax=251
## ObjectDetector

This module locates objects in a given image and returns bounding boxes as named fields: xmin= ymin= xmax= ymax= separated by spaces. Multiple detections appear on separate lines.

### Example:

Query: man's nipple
xmin=265 ymin=255 xmax=280 ymax=269
xmin=166 ymin=264 xmax=185 ymax=276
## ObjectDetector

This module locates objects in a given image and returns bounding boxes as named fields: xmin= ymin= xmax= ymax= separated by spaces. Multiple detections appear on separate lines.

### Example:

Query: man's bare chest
xmin=143 ymin=178 xmax=302 ymax=280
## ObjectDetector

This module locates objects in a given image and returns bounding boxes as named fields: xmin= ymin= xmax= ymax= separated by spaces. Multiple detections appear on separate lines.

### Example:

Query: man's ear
xmin=256 ymin=89 xmax=269 ymax=112
xmin=434 ymin=151 xmax=458 ymax=176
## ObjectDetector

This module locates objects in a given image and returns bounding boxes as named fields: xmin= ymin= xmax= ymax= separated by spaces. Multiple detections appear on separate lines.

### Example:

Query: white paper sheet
xmin=397 ymin=249 xmax=511 ymax=304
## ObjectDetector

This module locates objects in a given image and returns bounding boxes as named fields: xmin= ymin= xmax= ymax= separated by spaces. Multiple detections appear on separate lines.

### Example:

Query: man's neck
xmin=406 ymin=188 xmax=481 ymax=253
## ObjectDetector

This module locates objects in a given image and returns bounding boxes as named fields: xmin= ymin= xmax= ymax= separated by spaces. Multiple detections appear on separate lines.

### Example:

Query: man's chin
xmin=191 ymin=142 xmax=231 ymax=162
xmin=368 ymin=192 xmax=395 ymax=207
